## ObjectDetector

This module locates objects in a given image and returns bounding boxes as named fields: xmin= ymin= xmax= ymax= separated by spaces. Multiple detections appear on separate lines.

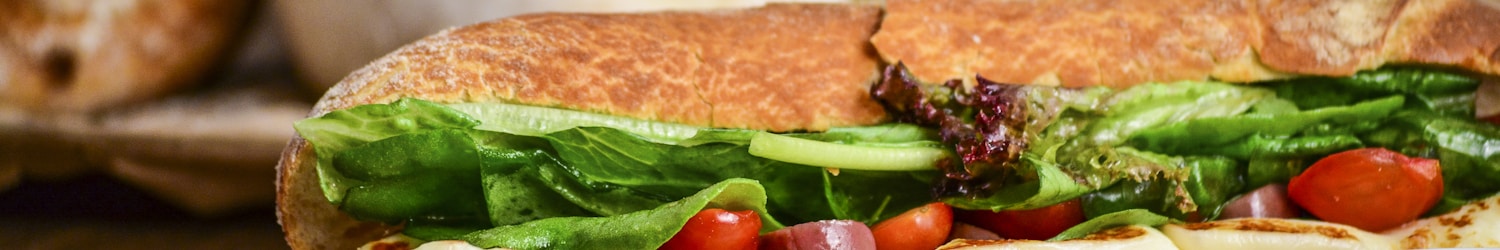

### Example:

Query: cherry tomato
xmin=957 ymin=199 xmax=1085 ymax=240
xmin=1483 ymin=115 xmax=1500 ymax=125
xmin=659 ymin=208 xmax=760 ymax=250
xmin=1288 ymin=148 xmax=1443 ymax=232
xmin=872 ymin=202 xmax=953 ymax=250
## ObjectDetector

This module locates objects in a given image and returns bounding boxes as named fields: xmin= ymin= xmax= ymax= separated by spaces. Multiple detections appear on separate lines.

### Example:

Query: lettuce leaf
xmin=1128 ymin=95 xmax=1404 ymax=154
xmin=825 ymin=169 xmax=940 ymax=223
xmin=334 ymin=129 xmax=488 ymax=224
xmin=459 ymin=178 xmax=776 ymax=249
xmin=297 ymin=99 xmax=945 ymax=238
xmin=1271 ymin=68 xmax=1479 ymax=115
xmin=943 ymin=154 xmax=1092 ymax=211
xmin=294 ymin=98 xmax=479 ymax=204
xmin=446 ymin=102 xmax=703 ymax=142
xmin=1048 ymin=209 xmax=1171 ymax=241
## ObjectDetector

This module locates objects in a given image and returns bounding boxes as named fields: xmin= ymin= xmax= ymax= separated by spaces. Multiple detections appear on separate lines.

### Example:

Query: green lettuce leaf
xmin=825 ymin=169 xmax=939 ymax=224
xmin=305 ymin=101 xmax=943 ymax=235
xmin=1049 ymin=209 xmax=1171 ymax=241
xmin=1271 ymin=68 xmax=1479 ymax=116
xmin=294 ymin=98 xmax=480 ymax=204
xmin=445 ymin=102 xmax=703 ymax=143
xmin=1129 ymin=95 xmax=1404 ymax=154
xmin=334 ymin=129 xmax=488 ymax=224
xmin=538 ymin=127 xmax=939 ymax=224
xmin=943 ymin=154 xmax=1092 ymax=211
xmin=459 ymin=178 xmax=777 ymax=249
xmin=1083 ymin=81 xmax=1271 ymax=146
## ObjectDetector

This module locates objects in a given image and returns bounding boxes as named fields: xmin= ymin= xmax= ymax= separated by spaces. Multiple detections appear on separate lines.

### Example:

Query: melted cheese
xmin=413 ymin=241 xmax=492 ymax=250
xmin=936 ymin=195 xmax=1500 ymax=250
xmin=355 ymin=235 xmax=501 ymax=250
xmin=937 ymin=226 xmax=1179 ymax=250
xmin=357 ymin=234 xmax=424 ymax=250
xmin=1161 ymin=219 xmax=1397 ymax=250
xmin=1384 ymin=194 xmax=1500 ymax=248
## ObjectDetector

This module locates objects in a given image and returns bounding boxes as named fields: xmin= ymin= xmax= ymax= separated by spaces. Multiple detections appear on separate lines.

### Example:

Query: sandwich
xmin=276 ymin=1 xmax=1500 ymax=249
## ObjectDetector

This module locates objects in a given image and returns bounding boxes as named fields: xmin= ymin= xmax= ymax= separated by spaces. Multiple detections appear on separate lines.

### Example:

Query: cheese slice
xmin=937 ymin=225 xmax=1179 ymax=250
xmin=1384 ymin=194 xmax=1500 ymax=248
xmin=413 ymin=241 xmax=494 ymax=250
xmin=357 ymin=234 xmax=424 ymax=250
xmin=1161 ymin=218 xmax=1398 ymax=250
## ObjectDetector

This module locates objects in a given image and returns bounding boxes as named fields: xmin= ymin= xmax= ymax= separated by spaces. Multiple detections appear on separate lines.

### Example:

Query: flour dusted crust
xmin=872 ymin=0 xmax=1500 ymax=87
xmin=0 ymin=0 xmax=249 ymax=113
xmin=1383 ymin=0 xmax=1500 ymax=75
xmin=307 ymin=4 xmax=886 ymax=132
xmin=278 ymin=138 xmax=393 ymax=250
xmin=278 ymin=4 xmax=885 ymax=249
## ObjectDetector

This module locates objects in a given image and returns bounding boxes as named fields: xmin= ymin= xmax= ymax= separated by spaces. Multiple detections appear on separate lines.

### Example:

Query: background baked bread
xmin=0 ymin=0 xmax=263 ymax=209
xmin=0 ymin=1 xmax=303 ymax=249
xmin=0 ymin=0 xmax=251 ymax=114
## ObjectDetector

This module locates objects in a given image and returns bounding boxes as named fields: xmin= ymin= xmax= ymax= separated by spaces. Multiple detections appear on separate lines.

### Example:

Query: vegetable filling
xmin=294 ymin=65 xmax=1499 ymax=249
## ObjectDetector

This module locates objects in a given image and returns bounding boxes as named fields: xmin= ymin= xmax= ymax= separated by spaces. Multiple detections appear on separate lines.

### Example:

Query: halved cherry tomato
xmin=1288 ymin=148 xmax=1443 ymax=232
xmin=872 ymin=202 xmax=953 ymax=250
xmin=659 ymin=208 xmax=760 ymax=250
xmin=957 ymin=199 xmax=1085 ymax=240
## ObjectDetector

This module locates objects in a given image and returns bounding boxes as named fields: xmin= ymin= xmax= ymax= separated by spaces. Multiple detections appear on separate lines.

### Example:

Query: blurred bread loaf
xmin=0 ymin=0 xmax=276 ymax=215
xmin=0 ymin=0 xmax=250 ymax=114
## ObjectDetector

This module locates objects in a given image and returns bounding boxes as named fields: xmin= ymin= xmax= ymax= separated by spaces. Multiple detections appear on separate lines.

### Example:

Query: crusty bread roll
xmin=279 ymin=1 xmax=1500 ymax=249
xmin=0 ymin=0 xmax=250 ymax=113
xmin=872 ymin=0 xmax=1500 ymax=87
xmin=275 ymin=0 xmax=873 ymax=92
xmin=276 ymin=4 xmax=885 ymax=249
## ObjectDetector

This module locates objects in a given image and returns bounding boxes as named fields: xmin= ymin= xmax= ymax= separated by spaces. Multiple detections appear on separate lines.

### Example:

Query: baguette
xmin=278 ymin=1 xmax=1500 ymax=249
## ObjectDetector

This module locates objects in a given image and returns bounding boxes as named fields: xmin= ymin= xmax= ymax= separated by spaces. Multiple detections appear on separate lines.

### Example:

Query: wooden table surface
xmin=0 ymin=175 xmax=288 ymax=250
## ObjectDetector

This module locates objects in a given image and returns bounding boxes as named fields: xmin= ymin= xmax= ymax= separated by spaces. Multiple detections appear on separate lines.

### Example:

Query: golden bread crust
xmin=873 ymin=0 xmax=1500 ymax=87
xmin=872 ymin=0 xmax=1261 ymax=87
xmin=1255 ymin=0 xmax=1407 ymax=76
xmin=278 ymin=137 xmax=398 ymax=250
xmin=279 ymin=4 xmax=884 ymax=249
xmin=310 ymin=4 xmax=886 ymax=132
xmin=1383 ymin=0 xmax=1500 ymax=74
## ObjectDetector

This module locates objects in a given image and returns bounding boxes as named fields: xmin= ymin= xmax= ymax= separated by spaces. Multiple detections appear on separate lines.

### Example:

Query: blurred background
xmin=0 ymin=0 xmax=867 ymax=249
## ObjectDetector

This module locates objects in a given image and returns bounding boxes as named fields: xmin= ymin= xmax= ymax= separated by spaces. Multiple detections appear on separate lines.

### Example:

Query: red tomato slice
xmin=957 ymin=199 xmax=1085 ymax=240
xmin=1288 ymin=148 xmax=1443 ymax=232
xmin=872 ymin=202 xmax=953 ymax=250
xmin=659 ymin=208 xmax=760 ymax=250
